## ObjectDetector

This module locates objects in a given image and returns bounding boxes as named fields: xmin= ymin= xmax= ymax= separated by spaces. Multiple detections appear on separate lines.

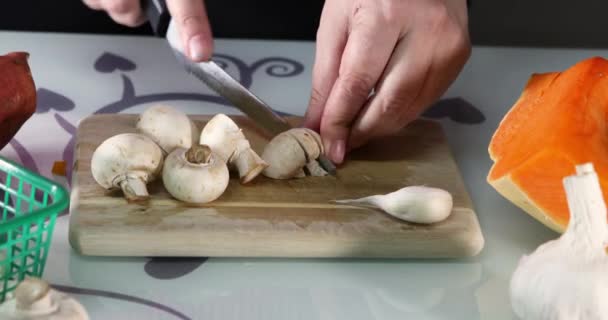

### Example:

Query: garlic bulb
xmin=331 ymin=186 xmax=453 ymax=224
xmin=0 ymin=277 xmax=89 ymax=320
xmin=510 ymin=163 xmax=608 ymax=319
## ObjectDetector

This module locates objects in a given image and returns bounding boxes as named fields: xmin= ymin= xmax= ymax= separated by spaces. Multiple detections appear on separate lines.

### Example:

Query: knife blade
xmin=141 ymin=0 xmax=336 ymax=176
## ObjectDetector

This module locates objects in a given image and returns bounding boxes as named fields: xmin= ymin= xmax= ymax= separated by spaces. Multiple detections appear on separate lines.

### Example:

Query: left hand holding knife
xmin=83 ymin=0 xmax=213 ymax=62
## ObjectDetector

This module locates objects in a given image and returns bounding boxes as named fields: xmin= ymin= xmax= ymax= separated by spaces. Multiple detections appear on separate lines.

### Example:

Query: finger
xmin=302 ymin=2 xmax=348 ymax=132
xmin=167 ymin=0 xmax=213 ymax=62
xmin=320 ymin=11 xmax=400 ymax=164
xmin=348 ymin=33 xmax=432 ymax=150
xmin=102 ymin=0 xmax=146 ymax=27
xmin=82 ymin=0 xmax=103 ymax=10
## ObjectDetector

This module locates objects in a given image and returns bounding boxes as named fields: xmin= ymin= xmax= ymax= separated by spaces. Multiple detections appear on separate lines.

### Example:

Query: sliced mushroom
xmin=261 ymin=128 xmax=328 ymax=179
xmin=0 ymin=277 xmax=89 ymax=320
xmin=135 ymin=104 xmax=198 ymax=155
xmin=162 ymin=144 xmax=230 ymax=204
xmin=91 ymin=133 xmax=163 ymax=201
xmin=199 ymin=114 xmax=267 ymax=183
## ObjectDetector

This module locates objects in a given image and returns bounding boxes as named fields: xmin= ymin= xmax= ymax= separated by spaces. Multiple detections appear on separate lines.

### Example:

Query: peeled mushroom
xmin=91 ymin=133 xmax=163 ymax=201
xmin=135 ymin=104 xmax=198 ymax=155
xmin=199 ymin=114 xmax=267 ymax=183
xmin=162 ymin=144 xmax=230 ymax=204
xmin=0 ymin=277 xmax=89 ymax=320
xmin=262 ymin=128 xmax=328 ymax=179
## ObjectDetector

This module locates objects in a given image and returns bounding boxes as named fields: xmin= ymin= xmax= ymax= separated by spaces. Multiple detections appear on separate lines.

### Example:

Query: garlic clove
xmin=135 ymin=104 xmax=199 ymax=155
xmin=331 ymin=186 xmax=453 ymax=224
xmin=91 ymin=133 xmax=164 ymax=201
xmin=162 ymin=144 xmax=230 ymax=204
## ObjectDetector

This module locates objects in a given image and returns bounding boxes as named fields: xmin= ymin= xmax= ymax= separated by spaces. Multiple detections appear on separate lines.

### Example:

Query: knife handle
xmin=141 ymin=0 xmax=170 ymax=36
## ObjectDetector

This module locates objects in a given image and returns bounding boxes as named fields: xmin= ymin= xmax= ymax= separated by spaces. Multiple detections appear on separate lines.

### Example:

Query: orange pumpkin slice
xmin=488 ymin=56 xmax=608 ymax=233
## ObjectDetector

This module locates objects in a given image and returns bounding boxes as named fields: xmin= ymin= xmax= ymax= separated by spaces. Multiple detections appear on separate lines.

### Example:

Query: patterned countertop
xmin=1 ymin=30 xmax=603 ymax=319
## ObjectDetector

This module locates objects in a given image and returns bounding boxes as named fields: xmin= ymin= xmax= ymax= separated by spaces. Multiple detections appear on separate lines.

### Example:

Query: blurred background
xmin=1 ymin=1 xmax=607 ymax=48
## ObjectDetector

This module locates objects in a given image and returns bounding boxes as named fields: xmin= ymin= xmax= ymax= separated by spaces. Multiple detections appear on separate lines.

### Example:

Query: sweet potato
xmin=0 ymin=52 xmax=36 ymax=150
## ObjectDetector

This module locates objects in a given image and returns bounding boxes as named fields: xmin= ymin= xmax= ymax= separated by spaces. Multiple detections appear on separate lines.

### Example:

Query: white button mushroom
xmin=91 ymin=133 xmax=163 ymax=201
xmin=199 ymin=114 xmax=267 ymax=184
xmin=162 ymin=144 xmax=230 ymax=204
xmin=261 ymin=128 xmax=328 ymax=179
xmin=331 ymin=186 xmax=453 ymax=224
xmin=510 ymin=163 xmax=608 ymax=320
xmin=135 ymin=104 xmax=199 ymax=155
xmin=0 ymin=277 xmax=89 ymax=320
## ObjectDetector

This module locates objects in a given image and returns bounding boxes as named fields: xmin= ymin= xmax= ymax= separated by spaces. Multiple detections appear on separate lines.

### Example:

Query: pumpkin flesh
xmin=488 ymin=57 xmax=608 ymax=233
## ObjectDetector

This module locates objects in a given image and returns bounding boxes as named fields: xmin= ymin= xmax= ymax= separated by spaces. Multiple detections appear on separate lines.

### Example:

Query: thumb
xmin=167 ymin=0 xmax=213 ymax=62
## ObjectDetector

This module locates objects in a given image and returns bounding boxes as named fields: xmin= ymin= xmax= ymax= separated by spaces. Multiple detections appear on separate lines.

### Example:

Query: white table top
xmin=0 ymin=30 xmax=601 ymax=319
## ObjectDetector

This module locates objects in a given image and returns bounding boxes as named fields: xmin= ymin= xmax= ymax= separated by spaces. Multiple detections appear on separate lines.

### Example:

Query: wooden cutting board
xmin=69 ymin=114 xmax=484 ymax=258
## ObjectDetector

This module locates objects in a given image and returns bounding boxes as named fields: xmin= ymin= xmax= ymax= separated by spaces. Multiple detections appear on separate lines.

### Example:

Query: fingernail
xmin=330 ymin=139 xmax=345 ymax=164
xmin=189 ymin=35 xmax=206 ymax=61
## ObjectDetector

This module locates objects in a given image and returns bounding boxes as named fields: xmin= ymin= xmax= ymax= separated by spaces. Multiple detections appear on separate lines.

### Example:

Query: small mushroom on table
xmin=0 ymin=277 xmax=89 ymax=320
xmin=90 ymin=133 xmax=163 ymax=201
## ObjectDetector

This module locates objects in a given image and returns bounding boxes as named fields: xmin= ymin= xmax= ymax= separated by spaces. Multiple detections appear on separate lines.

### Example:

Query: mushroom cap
xmin=287 ymin=128 xmax=323 ymax=159
xmin=261 ymin=132 xmax=308 ymax=179
xmin=15 ymin=277 xmax=51 ymax=311
xmin=199 ymin=113 xmax=250 ymax=162
xmin=162 ymin=147 xmax=230 ymax=204
xmin=91 ymin=133 xmax=164 ymax=190
xmin=136 ymin=104 xmax=198 ymax=154
xmin=261 ymin=128 xmax=324 ymax=179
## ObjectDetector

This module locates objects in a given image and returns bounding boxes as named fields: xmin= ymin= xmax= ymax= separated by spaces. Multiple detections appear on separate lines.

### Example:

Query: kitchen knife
xmin=141 ymin=0 xmax=336 ymax=176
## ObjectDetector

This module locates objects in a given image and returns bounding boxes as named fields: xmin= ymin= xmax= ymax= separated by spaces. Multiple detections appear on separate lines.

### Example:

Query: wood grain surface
xmin=69 ymin=114 xmax=484 ymax=258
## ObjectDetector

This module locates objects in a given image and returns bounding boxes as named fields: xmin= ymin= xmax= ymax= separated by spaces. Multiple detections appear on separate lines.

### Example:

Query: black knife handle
xmin=141 ymin=0 xmax=170 ymax=36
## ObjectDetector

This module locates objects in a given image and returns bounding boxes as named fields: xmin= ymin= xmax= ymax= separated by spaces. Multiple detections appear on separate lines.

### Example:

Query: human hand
xmin=303 ymin=0 xmax=471 ymax=164
xmin=82 ymin=0 xmax=214 ymax=61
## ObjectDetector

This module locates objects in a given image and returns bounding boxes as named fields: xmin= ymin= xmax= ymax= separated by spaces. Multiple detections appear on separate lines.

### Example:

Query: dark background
xmin=1 ymin=1 xmax=608 ymax=48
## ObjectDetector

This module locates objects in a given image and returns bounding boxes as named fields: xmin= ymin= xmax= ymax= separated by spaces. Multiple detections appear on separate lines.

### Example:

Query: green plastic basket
xmin=0 ymin=156 xmax=68 ymax=302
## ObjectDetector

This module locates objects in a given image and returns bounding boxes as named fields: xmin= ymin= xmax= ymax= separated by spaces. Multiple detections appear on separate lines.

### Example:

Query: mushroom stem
xmin=119 ymin=178 xmax=149 ymax=201
xmin=305 ymin=160 xmax=328 ymax=177
xmin=186 ymin=145 xmax=212 ymax=164
xmin=233 ymin=148 xmax=268 ymax=184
